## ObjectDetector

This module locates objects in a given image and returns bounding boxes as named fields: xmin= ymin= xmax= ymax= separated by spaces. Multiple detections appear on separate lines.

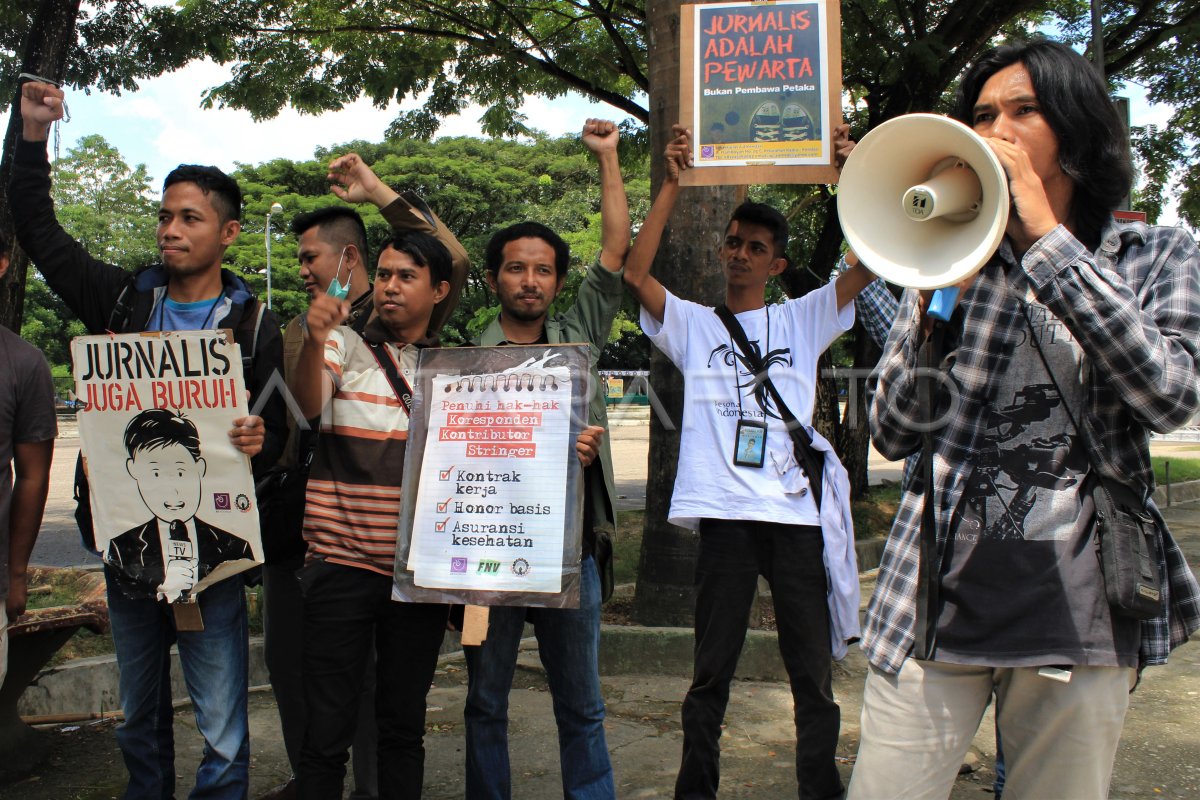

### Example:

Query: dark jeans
xmin=105 ymin=566 xmax=249 ymax=800
xmin=675 ymin=520 xmax=843 ymax=800
xmin=463 ymin=556 xmax=612 ymax=799
xmin=263 ymin=557 xmax=378 ymax=798
xmin=295 ymin=560 xmax=448 ymax=800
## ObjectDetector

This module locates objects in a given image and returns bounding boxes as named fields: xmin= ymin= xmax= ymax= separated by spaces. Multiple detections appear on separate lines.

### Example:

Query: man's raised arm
xmin=581 ymin=118 xmax=630 ymax=272
xmin=10 ymin=80 xmax=131 ymax=332
xmin=326 ymin=152 xmax=468 ymax=332
xmin=623 ymin=125 xmax=692 ymax=324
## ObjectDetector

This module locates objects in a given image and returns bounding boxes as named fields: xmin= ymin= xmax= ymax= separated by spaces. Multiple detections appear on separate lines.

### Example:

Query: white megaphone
xmin=837 ymin=113 xmax=1010 ymax=320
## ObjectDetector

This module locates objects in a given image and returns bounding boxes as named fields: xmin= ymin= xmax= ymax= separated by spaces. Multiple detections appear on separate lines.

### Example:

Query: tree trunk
xmin=0 ymin=0 xmax=82 ymax=333
xmin=632 ymin=0 xmax=735 ymax=626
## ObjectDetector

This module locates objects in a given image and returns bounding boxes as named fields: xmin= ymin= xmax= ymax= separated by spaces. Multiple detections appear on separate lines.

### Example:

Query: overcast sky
xmin=59 ymin=59 xmax=616 ymax=187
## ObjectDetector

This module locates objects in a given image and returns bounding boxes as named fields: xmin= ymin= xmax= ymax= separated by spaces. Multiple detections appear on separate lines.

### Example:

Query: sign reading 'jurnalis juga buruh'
xmin=72 ymin=330 xmax=262 ymax=603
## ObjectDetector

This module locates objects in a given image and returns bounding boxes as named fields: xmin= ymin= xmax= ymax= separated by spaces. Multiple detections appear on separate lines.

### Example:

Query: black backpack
xmin=253 ymin=306 xmax=375 ymax=563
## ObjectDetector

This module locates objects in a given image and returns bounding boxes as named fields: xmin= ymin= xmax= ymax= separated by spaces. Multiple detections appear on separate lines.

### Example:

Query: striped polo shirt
xmin=303 ymin=318 xmax=431 ymax=575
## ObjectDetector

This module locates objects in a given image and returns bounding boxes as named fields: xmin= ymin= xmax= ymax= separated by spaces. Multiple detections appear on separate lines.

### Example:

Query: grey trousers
xmin=848 ymin=659 xmax=1134 ymax=800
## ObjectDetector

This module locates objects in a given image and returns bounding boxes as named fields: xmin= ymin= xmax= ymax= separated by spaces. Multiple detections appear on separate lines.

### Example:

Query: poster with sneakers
xmin=687 ymin=0 xmax=834 ymax=168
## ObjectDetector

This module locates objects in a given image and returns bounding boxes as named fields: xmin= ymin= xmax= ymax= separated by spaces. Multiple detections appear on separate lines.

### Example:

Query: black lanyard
xmin=157 ymin=292 xmax=223 ymax=331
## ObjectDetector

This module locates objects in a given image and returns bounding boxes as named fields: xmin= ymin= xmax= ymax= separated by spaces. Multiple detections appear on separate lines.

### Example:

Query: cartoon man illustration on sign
xmin=105 ymin=408 xmax=253 ymax=601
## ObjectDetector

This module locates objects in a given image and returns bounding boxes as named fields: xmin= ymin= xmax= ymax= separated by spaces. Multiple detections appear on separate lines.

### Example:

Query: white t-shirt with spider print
xmin=640 ymin=281 xmax=853 ymax=530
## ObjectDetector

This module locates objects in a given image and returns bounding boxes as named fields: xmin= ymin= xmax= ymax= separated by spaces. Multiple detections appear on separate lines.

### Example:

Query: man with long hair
xmin=852 ymin=40 xmax=1200 ymax=799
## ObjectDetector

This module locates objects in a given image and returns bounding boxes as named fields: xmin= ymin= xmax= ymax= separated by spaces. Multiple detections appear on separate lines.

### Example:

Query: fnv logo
xmin=477 ymin=559 xmax=502 ymax=574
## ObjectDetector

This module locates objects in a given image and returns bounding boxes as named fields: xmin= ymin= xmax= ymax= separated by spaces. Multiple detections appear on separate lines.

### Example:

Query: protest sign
xmin=72 ymin=330 xmax=262 ymax=602
xmin=680 ymin=0 xmax=843 ymax=185
xmin=393 ymin=345 xmax=589 ymax=609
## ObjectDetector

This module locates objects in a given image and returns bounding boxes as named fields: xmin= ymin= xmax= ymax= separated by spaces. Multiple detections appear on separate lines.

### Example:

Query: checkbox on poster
xmin=439 ymin=465 xmax=454 ymax=480
xmin=435 ymin=517 xmax=449 ymax=532
xmin=436 ymin=497 xmax=452 ymax=513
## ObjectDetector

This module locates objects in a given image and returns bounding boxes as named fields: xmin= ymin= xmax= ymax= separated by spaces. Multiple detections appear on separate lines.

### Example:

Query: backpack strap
xmin=714 ymin=304 xmax=824 ymax=506
xmin=364 ymin=340 xmax=414 ymax=415
xmin=106 ymin=280 xmax=137 ymax=333
xmin=234 ymin=300 xmax=267 ymax=376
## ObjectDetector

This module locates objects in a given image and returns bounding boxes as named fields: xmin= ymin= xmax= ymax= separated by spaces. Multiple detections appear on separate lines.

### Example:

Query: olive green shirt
xmin=475 ymin=258 xmax=622 ymax=600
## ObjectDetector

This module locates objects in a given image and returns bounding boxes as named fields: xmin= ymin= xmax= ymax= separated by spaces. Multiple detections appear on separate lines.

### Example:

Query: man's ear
xmin=484 ymin=270 xmax=499 ymax=294
xmin=0 ymin=254 xmax=9 ymax=281
xmin=198 ymin=457 xmax=207 ymax=479
xmin=433 ymin=280 xmax=450 ymax=304
xmin=221 ymin=220 xmax=241 ymax=247
xmin=768 ymin=256 xmax=788 ymax=277
xmin=126 ymin=458 xmax=136 ymax=479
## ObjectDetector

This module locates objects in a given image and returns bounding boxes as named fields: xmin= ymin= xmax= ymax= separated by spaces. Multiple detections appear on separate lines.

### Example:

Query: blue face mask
xmin=326 ymin=247 xmax=352 ymax=301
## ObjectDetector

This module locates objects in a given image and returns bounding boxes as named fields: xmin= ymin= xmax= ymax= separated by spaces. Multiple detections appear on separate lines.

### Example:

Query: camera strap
xmin=715 ymin=304 xmax=823 ymax=508
xmin=913 ymin=321 xmax=947 ymax=661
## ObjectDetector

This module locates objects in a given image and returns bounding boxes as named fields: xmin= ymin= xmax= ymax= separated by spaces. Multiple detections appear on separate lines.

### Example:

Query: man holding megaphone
xmin=849 ymin=39 xmax=1200 ymax=799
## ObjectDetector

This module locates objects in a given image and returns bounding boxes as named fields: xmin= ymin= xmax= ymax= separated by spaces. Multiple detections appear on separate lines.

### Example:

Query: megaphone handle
xmin=927 ymin=287 xmax=960 ymax=322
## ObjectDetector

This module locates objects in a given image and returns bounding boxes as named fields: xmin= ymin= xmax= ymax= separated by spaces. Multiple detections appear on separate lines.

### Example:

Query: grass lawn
xmin=1154 ymin=456 xmax=1200 ymax=485
xmin=25 ymin=568 xmax=115 ymax=667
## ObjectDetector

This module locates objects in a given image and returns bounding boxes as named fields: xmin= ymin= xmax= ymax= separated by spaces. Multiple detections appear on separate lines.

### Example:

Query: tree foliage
xmin=175 ymin=0 xmax=1200 ymax=225
xmin=52 ymin=134 xmax=158 ymax=269
xmin=0 ymin=0 xmax=238 ymax=330
xmin=181 ymin=0 xmax=648 ymax=138
xmin=18 ymin=133 xmax=154 ymax=364
xmin=227 ymin=132 xmax=651 ymax=352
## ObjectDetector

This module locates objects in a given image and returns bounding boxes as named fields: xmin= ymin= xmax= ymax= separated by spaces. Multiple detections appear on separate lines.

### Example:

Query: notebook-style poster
xmin=72 ymin=330 xmax=262 ymax=602
xmin=394 ymin=345 xmax=589 ymax=609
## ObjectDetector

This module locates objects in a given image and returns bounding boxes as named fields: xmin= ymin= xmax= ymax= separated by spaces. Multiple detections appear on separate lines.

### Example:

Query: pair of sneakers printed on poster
xmin=751 ymin=101 xmax=815 ymax=142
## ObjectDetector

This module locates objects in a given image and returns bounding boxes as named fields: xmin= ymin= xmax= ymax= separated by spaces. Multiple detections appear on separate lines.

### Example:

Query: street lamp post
xmin=265 ymin=202 xmax=283 ymax=309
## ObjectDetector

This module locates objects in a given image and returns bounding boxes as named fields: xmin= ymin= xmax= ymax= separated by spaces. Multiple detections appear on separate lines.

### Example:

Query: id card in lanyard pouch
xmin=733 ymin=417 xmax=767 ymax=468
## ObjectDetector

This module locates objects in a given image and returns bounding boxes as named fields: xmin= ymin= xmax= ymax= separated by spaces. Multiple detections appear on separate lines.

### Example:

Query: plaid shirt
xmin=864 ymin=219 xmax=1200 ymax=675
xmin=837 ymin=254 xmax=899 ymax=349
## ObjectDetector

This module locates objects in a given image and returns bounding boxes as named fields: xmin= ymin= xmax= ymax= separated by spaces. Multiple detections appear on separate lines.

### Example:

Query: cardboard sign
xmin=72 ymin=330 xmax=262 ymax=601
xmin=393 ymin=345 xmax=589 ymax=609
xmin=681 ymin=0 xmax=843 ymax=185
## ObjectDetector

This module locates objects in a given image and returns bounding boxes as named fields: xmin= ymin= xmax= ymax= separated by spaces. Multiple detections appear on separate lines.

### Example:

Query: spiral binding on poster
xmin=445 ymin=373 xmax=560 ymax=393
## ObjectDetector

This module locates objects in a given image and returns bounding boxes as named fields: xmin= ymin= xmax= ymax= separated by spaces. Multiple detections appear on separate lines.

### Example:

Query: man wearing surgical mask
xmin=261 ymin=205 xmax=378 ymax=800
xmin=263 ymin=189 xmax=469 ymax=800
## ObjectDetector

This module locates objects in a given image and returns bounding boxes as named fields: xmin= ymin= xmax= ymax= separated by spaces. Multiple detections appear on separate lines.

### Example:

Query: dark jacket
xmin=105 ymin=518 xmax=254 ymax=597
xmin=10 ymin=136 xmax=287 ymax=597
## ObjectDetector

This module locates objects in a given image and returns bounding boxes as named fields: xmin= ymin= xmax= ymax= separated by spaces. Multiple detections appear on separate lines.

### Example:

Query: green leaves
xmin=172 ymin=0 xmax=649 ymax=136
xmin=227 ymin=132 xmax=651 ymax=348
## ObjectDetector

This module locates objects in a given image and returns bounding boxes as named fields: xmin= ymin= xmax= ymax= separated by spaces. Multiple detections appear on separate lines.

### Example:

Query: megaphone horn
xmin=837 ymin=114 xmax=1009 ymax=291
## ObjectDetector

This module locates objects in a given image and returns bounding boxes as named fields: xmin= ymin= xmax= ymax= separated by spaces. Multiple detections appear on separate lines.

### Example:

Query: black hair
xmin=484 ymin=222 xmax=570 ymax=279
xmin=163 ymin=165 xmax=243 ymax=224
xmin=726 ymin=201 xmax=789 ymax=257
xmin=124 ymin=409 xmax=202 ymax=461
xmin=953 ymin=39 xmax=1133 ymax=246
xmin=291 ymin=206 xmax=370 ymax=264
xmin=382 ymin=231 xmax=453 ymax=287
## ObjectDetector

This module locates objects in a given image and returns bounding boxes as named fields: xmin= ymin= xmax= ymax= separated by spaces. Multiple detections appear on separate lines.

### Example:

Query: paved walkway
xmin=8 ymin=418 xmax=1200 ymax=798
